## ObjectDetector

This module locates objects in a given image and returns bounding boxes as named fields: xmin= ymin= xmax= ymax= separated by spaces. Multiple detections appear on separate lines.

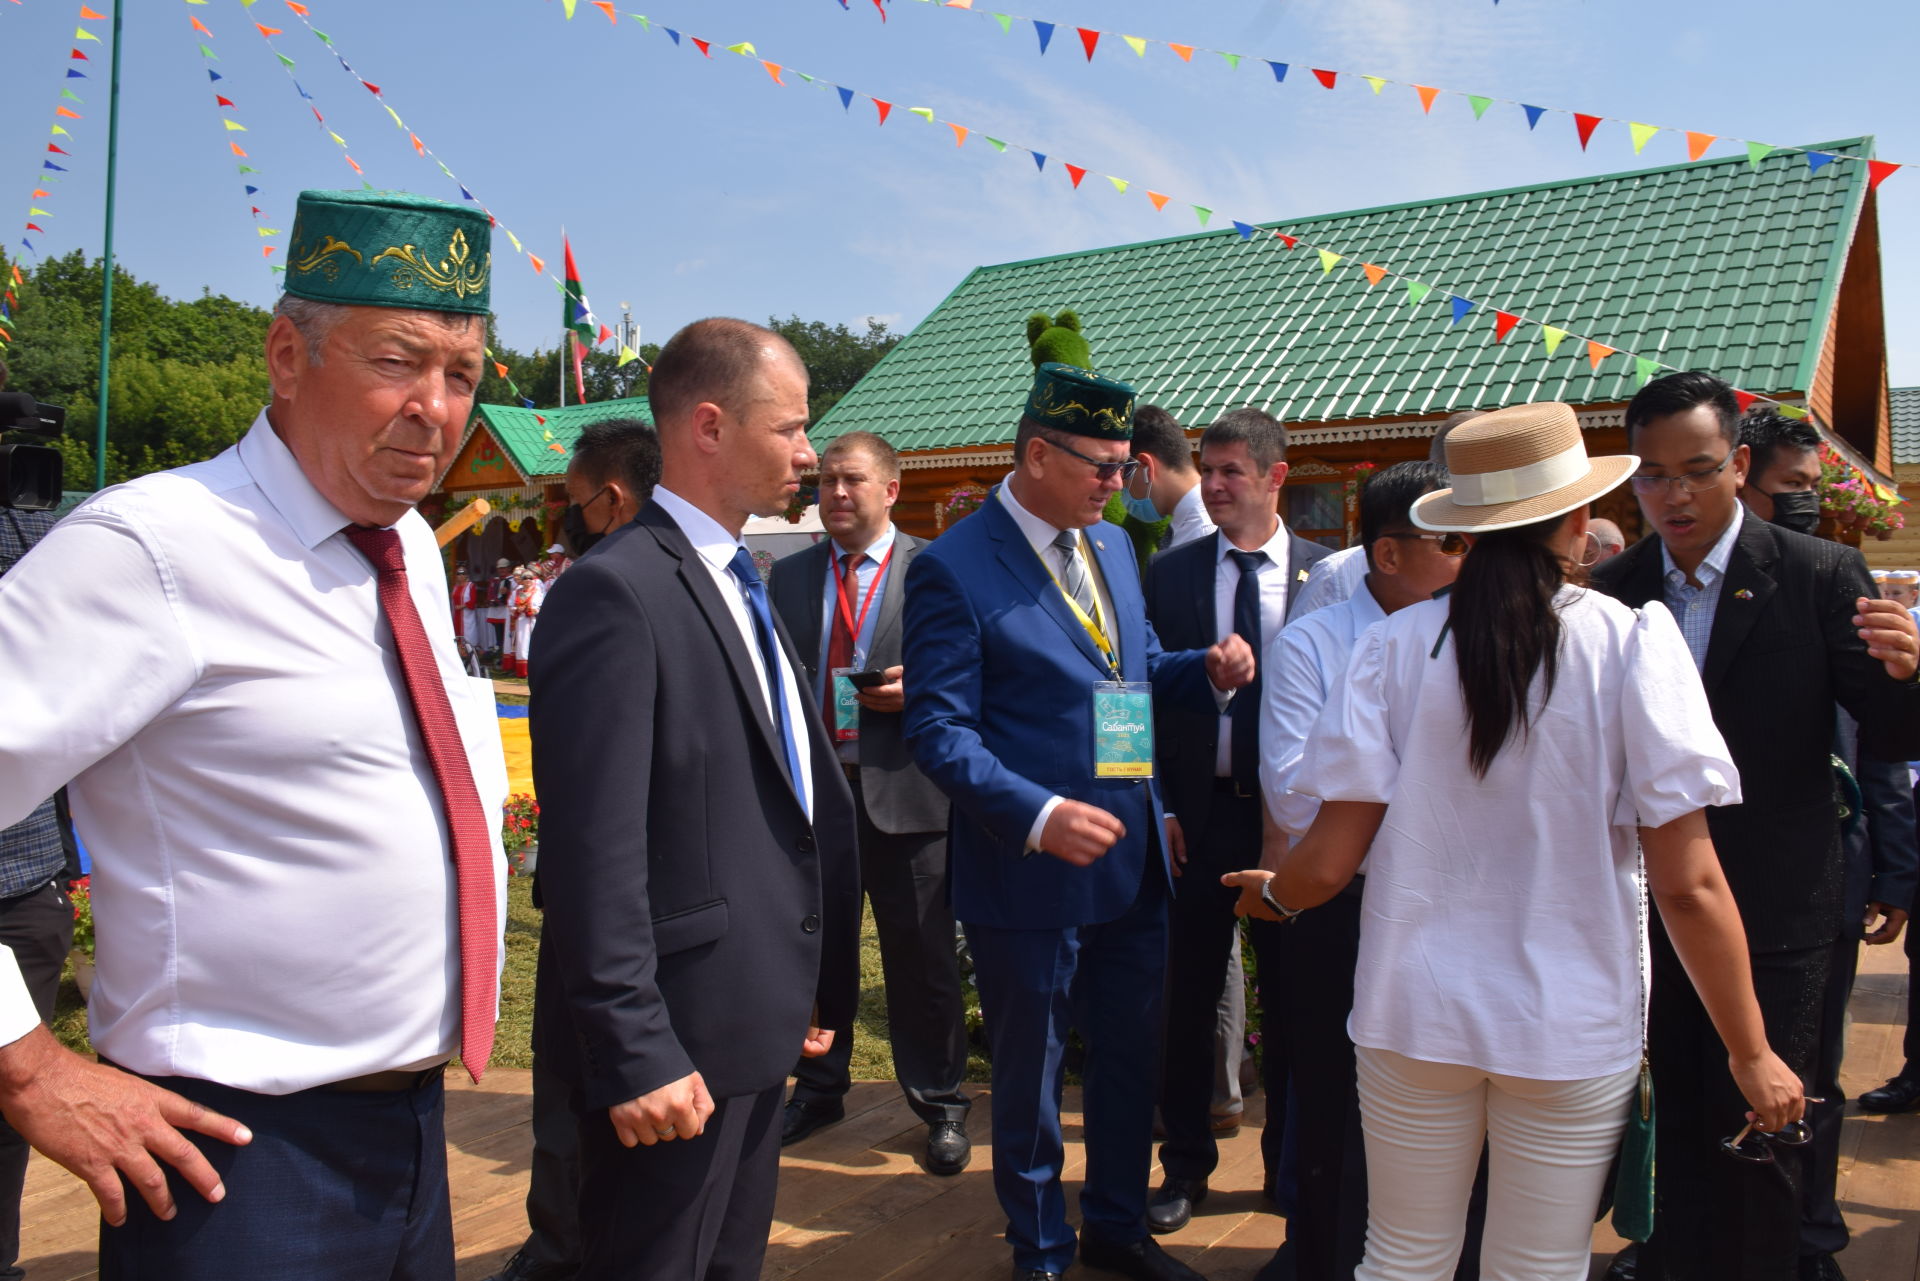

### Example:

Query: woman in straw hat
xmin=1225 ymin=402 xmax=1802 ymax=1279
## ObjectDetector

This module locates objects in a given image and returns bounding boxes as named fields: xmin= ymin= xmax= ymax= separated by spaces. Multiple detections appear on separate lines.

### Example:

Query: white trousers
xmin=1354 ymin=1046 xmax=1638 ymax=1281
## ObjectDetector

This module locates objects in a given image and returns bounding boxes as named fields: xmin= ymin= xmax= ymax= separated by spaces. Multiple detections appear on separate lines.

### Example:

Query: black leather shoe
xmin=1080 ymin=1234 xmax=1205 ymax=1280
xmin=1603 ymin=1243 xmax=1639 ymax=1281
xmin=926 ymin=1119 xmax=971 ymax=1175
xmin=1012 ymin=1270 xmax=1065 ymax=1281
xmin=1800 ymin=1253 xmax=1848 ymax=1281
xmin=1860 ymin=1074 xmax=1920 ymax=1114
xmin=780 ymin=1098 xmax=845 ymax=1146
xmin=481 ymin=1248 xmax=575 ymax=1281
xmin=1146 ymin=1177 xmax=1209 ymax=1234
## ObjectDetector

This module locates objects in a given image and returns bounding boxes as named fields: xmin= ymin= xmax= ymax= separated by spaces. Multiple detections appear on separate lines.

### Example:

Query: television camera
xmin=0 ymin=391 xmax=65 ymax=511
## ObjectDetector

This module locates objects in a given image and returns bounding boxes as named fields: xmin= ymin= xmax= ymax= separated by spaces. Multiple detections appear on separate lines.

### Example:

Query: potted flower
xmin=68 ymin=876 xmax=94 ymax=1002
xmin=501 ymin=793 xmax=541 ymax=876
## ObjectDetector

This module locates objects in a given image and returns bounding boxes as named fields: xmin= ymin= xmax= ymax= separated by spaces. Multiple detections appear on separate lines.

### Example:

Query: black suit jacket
xmin=528 ymin=502 xmax=862 ymax=1109
xmin=1142 ymin=526 xmax=1331 ymax=845
xmin=769 ymin=532 xmax=951 ymax=836
xmin=1591 ymin=512 xmax=1920 ymax=951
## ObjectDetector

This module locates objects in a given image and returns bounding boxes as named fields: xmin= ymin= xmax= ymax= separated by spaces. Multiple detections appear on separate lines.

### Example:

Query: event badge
xmin=1093 ymin=681 xmax=1154 ymax=778
xmin=830 ymin=667 xmax=863 ymax=742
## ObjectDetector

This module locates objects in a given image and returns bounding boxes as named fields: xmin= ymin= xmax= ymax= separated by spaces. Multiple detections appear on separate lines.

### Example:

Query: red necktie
xmin=345 ymin=526 xmax=498 ymax=1083
xmin=823 ymin=551 xmax=864 ymax=725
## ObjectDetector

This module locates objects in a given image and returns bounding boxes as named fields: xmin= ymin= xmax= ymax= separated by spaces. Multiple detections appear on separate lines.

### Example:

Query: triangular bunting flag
xmin=1405 ymin=280 xmax=1432 ymax=306
xmin=1778 ymin=405 xmax=1808 ymax=420
xmin=79 ymin=4 xmax=104 ymax=16
xmin=618 ymin=346 xmax=639 ymax=368
xmin=223 ymin=119 xmax=247 ymax=131
xmin=873 ymin=99 xmax=892 ymax=125
xmin=191 ymin=15 xmax=212 ymax=35
xmin=591 ymin=0 xmax=616 ymax=20
xmin=1363 ymin=76 xmax=1387 ymax=94
xmin=948 ymin=122 xmax=968 ymax=147
xmin=70 ymin=48 xmax=88 ymax=60
xmin=1232 ymin=221 xmax=1255 ymax=240
xmin=1193 ymin=206 xmax=1212 ymax=226
xmin=1274 ymin=232 xmax=1297 ymax=248
xmin=1147 ymin=191 xmax=1169 ymax=211
xmin=254 ymin=23 xmax=282 ymax=37
xmin=1168 ymin=43 xmax=1194 ymax=62
xmin=1064 ymin=163 xmax=1087 ymax=188
xmin=74 ymin=26 xmax=99 ymax=40
xmin=1108 ymin=176 xmax=1129 ymax=193
xmin=1869 ymin=160 xmax=1901 ymax=190
xmin=1123 ymin=35 xmax=1146 ymax=56
xmin=1450 ymin=297 xmax=1474 ymax=324
xmin=597 ymin=324 xmax=613 ymax=345
xmin=762 ymin=62 xmax=784 ymax=85
xmin=1266 ymin=61 xmax=1288 ymax=81
xmin=1745 ymin=141 xmax=1773 ymax=169
xmin=1312 ymin=68 xmax=1336 ymax=89
xmin=907 ymin=107 xmax=934 ymax=124
xmin=993 ymin=13 xmax=1011 ymax=33
xmin=1522 ymin=104 xmax=1545 ymax=130
xmin=692 ymin=37 xmax=711 ymax=56
xmin=528 ymin=253 xmax=545 ymax=274
xmin=216 ymin=94 xmax=234 ymax=107
xmin=493 ymin=361 xmax=510 ymax=379
xmin=1219 ymin=52 xmax=1241 ymax=70
xmin=1686 ymin=132 xmax=1716 ymax=160
xmin=1536 ymin=326 xmax=1568 ymax=355
xmin=1573 ymin=113 xmax=1602 ymax=150
xmin=986 ymin=137 xmax=1007 ymax=152
xmin=1586 ymin=341 xmax=1616 ymax=370
xmin=1033 ymin=21 xmax=1053 ymax=54
xmin=1076 ymin=27 xmax=1098 ymax=60
xmin=54 ymin=105 xmax=80 ymax=119
xmin=1635 ymin=356 xmax=1661 ymax=386
xmin=1629 ymin=122 xmax=1659 ymax=154
xmin=1414 ymin=85 xmax=1440 ymax=113
xmin=1362 ymin=263 xmax=1388 ymax=286
xmin=1467 ymin=95 xmax=1492 ymax=119
xmin=1806 ymin=152 xmax=1835 ymax=173
xmin=1493 ymin=311 xmax=1520 ymax=342
xmin=1317 ymin=249 xmax=1342 ymax=273
xmin=837 ymin=85 xmax=853 ymax=110
xmin=1031 ymin=151 xmax=1046 ymax=171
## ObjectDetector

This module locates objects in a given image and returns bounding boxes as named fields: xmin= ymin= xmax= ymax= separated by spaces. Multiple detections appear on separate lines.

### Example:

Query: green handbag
xmin=1609 ymin=841 xmax=1655 ymax=1243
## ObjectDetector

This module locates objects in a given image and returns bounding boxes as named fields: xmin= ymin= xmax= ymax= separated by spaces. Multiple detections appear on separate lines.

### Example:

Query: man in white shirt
xmin=0 ymin=189 xmax=508 ymax=1277
xmin=1254 ymin=460 xmax=1466 ymax=1281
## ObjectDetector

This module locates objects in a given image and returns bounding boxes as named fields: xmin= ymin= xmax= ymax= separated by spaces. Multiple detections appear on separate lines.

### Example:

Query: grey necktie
xmin=1052 ymin=530 xmax=1095 ymax=617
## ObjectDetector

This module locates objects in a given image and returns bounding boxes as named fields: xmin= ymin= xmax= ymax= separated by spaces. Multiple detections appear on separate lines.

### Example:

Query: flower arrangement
xmin=1818 ymin=445 xmax=1906 ymax=540
xmin=500 ymin=794 xmax=540 ymax=874
xmin=936 ymin=483 xmax=989 ymax=531
xmin=782 ymin=484 xmax=819 ymax=525
xmin=1342 ymin=460 xmax=1378 ymax=504
xmin=69 ymin=876 xmax=93 ymax=956
xmin=473 ymin=490 xmax=550 ymax=520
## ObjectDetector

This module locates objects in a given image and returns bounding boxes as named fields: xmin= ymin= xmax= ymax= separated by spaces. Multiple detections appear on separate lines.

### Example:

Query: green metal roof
xmin=813 ymin=139 xmax=1874 ymax=453
xmin=468 ymin=395 xmax=653 ymax=482
xmin=1893 ymin=387 xmax=1920 ymax=466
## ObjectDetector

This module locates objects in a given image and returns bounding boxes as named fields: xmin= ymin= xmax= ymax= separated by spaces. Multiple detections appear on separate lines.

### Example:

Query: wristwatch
xmin=1259 ymin=879 xmax=1305 ymax=922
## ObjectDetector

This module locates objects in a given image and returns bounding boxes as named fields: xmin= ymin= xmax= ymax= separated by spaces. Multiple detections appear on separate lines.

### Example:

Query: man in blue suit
xmin=904 ymin=363 xmax=1256 ymax=1281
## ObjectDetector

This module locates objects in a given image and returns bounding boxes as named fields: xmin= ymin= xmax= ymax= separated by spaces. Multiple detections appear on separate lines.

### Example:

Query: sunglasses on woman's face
xmin=1384 ymin=532 xmax=1473 ymax=557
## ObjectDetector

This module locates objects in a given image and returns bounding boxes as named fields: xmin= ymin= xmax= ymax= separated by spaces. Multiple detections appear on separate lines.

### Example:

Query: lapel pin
xmin=1095 ymin=539 xmax=1105 ymax=550
xmin=1734 ymin=588 xmax=1754 ymax=600
xmin=1297 ymin=568 xmax=1309 ymax=582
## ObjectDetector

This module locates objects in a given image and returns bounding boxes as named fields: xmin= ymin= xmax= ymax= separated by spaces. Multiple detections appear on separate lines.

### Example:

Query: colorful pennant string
xmin=840 ymin=0 xmax=1903 ymax=187
xmin=183 ymin=3 xmax=282 ymax=279
xmin=558 ymin=2 xmax=1827 ymax=419
xmin=246 ymin=18 xmax=372 ymax=186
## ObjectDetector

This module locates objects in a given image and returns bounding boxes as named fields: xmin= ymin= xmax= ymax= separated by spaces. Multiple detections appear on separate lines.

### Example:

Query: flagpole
xmin=93 ymin=0 xmax=124 ymax=491
xmin=557 ymin=227 xmax=568 ymax=408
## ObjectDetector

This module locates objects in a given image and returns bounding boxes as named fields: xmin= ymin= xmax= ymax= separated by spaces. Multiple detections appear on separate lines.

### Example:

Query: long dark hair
xmin=1449 ymin=515 xmax=1573 ymax=777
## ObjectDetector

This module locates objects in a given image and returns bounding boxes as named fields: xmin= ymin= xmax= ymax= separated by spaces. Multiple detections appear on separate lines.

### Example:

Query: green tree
xmin=766 ymin=314 xmax=899 ymax=421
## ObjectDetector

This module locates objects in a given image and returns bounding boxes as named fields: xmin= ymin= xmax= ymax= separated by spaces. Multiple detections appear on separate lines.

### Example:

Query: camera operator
xmin=0 ymin=355 xmax=78 ymax=1281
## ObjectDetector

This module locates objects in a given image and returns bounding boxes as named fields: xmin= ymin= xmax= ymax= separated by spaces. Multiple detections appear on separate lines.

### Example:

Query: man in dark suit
xmin=530 ymin=317 xmax=861 ymax=1281
xmin=770 ymin=429 xmax=973 ymax=1175
xmin=1590 ymin=371 xmax=1920 ymax=1281
xmin=1140 ymin=408 xmax=1328 ymax=1235
xmin=905 ymin=362 xmax=1255 ymax=1281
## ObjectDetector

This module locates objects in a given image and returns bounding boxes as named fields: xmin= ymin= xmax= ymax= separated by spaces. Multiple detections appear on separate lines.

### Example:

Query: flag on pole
xmin=563 ymin=235 xmax=594 ymax=403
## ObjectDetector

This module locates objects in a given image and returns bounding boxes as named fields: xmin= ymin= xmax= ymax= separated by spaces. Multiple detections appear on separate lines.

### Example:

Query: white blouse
xmin=1295 ymin=587 xmax=1739 ymax=1081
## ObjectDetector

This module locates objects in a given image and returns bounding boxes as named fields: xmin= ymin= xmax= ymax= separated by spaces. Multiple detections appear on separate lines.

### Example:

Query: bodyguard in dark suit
xmin=770 ymin=429 xmax=973 ymax=1174
xmin=531 ymin=318 xmax=861 ymax=1281
xmin=904 ymin=363 xmax=1257 ymax=1281
xmin=1590 ymin=372 xmax=1920 ymax=1281
xmin=1139 ymin=408 xmax=1327 ymax=1234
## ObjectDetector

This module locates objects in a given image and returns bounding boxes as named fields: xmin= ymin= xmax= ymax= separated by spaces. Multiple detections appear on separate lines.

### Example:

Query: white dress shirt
xmin=1295 ymin=588 xmax=1739 ymax=1080
xmin=0 ymin=414 xmax=507 ymax=1093
xmin=0 ymin=949 xmax=35 ymax=1048
xmin=649 ymin=486 xmax=814 ymax=819
xmin=995 ymin=479 xmax=1120 ymax=850
xmin=1260 ymin=576 xmax=1388 ymax=840
xmin=1291 ymin=544 xmax=1367 ymax=618
xmin=1164 ymin=484 xmax=1217 ymax=551
xmin=1211 ymin=520 xmax=1295 ymax=777
xmin=816 ymin=524 xmax=899 ymax=766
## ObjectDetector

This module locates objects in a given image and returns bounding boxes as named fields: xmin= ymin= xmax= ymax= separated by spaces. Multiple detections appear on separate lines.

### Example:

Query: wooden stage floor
xmin=22 ymin=940 xmax=1920 ymax=1279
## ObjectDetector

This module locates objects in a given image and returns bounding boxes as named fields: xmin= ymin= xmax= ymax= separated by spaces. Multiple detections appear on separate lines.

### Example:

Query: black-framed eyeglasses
xmin=1630 ymin=450 xmax=1735 ymax=495
xmin=1047 ymin=437 xmax=1140 ymax=483
xmin=1719 ymin=1114 xmax=1815 ymax=1163
xmin=1385 ymin=532 xmax=1472 ymax=557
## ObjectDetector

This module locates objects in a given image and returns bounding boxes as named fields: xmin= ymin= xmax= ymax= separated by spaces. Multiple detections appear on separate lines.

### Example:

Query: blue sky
xmin=4 ymin=0 xmax=1917 ymax=385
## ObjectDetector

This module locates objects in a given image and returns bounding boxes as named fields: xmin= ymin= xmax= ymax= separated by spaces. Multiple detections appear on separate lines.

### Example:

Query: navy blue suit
xmin=904 ymin=489 xmax=1212 ymax=1273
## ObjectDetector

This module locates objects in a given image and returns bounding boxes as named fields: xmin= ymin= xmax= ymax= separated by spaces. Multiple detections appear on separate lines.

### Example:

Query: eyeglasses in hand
xmin=1719 ymin=1111 xmax=1816 ymax=1164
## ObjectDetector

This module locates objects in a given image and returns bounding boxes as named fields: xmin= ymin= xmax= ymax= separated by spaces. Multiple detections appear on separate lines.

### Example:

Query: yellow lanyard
xmin=1041 ymin=534 xmax=1121 ymax=680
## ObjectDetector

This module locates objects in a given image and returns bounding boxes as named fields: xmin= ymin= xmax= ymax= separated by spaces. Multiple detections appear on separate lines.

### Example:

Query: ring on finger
xmin=657 ymin=1125 xmax=676 ymax=1138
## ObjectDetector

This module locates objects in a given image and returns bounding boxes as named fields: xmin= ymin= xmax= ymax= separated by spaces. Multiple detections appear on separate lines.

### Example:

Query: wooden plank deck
xmin=22 ymin=940 xmax=1920 ymax=1279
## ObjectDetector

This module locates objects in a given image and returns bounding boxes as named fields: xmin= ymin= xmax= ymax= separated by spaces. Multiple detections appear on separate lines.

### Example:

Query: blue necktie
xmin=729 ymin=546 xmax=806 ymax=804
xmin=1228 ymin=549 xmax=1269 ymax=787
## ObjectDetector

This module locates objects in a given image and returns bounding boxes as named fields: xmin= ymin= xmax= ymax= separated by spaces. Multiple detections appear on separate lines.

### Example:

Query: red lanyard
xmin=831 ymin=541 xmax=896 ymax=650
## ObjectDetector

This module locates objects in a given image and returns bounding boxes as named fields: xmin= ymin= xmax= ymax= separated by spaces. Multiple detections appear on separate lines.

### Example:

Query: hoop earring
xmin=1575 ymin=530 xmax=1603 ymax=568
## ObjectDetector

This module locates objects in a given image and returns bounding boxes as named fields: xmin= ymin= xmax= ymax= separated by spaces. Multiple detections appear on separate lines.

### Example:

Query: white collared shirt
xmin=1212 ymin=519 xmax=1295 ymax=777
xmin=996 ymin=479 xmax=1120 ymax=849
xmin=817 ymin=523 xmax=899 ymax=765
xmin=1165 ymin=484 xmax=1217 ymax=551
xmin=1260 ymin=576 xmax=1388 ymax=840
xmin=1292 ymin=544 xmax=1367 ymax=618
xmin=649 ymin=486 xmax=814 ymax=819
xmin=0 ymin=414 xmax=508 ymax=1092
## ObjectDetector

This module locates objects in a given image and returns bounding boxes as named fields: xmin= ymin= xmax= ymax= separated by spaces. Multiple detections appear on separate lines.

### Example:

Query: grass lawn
xmin=53 ymin=877 xmax=989 ymax=1082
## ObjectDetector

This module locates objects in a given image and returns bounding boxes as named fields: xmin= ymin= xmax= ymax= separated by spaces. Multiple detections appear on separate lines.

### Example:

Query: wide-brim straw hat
xmin=1412 ymin=401 xmax=1639 ymax=533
